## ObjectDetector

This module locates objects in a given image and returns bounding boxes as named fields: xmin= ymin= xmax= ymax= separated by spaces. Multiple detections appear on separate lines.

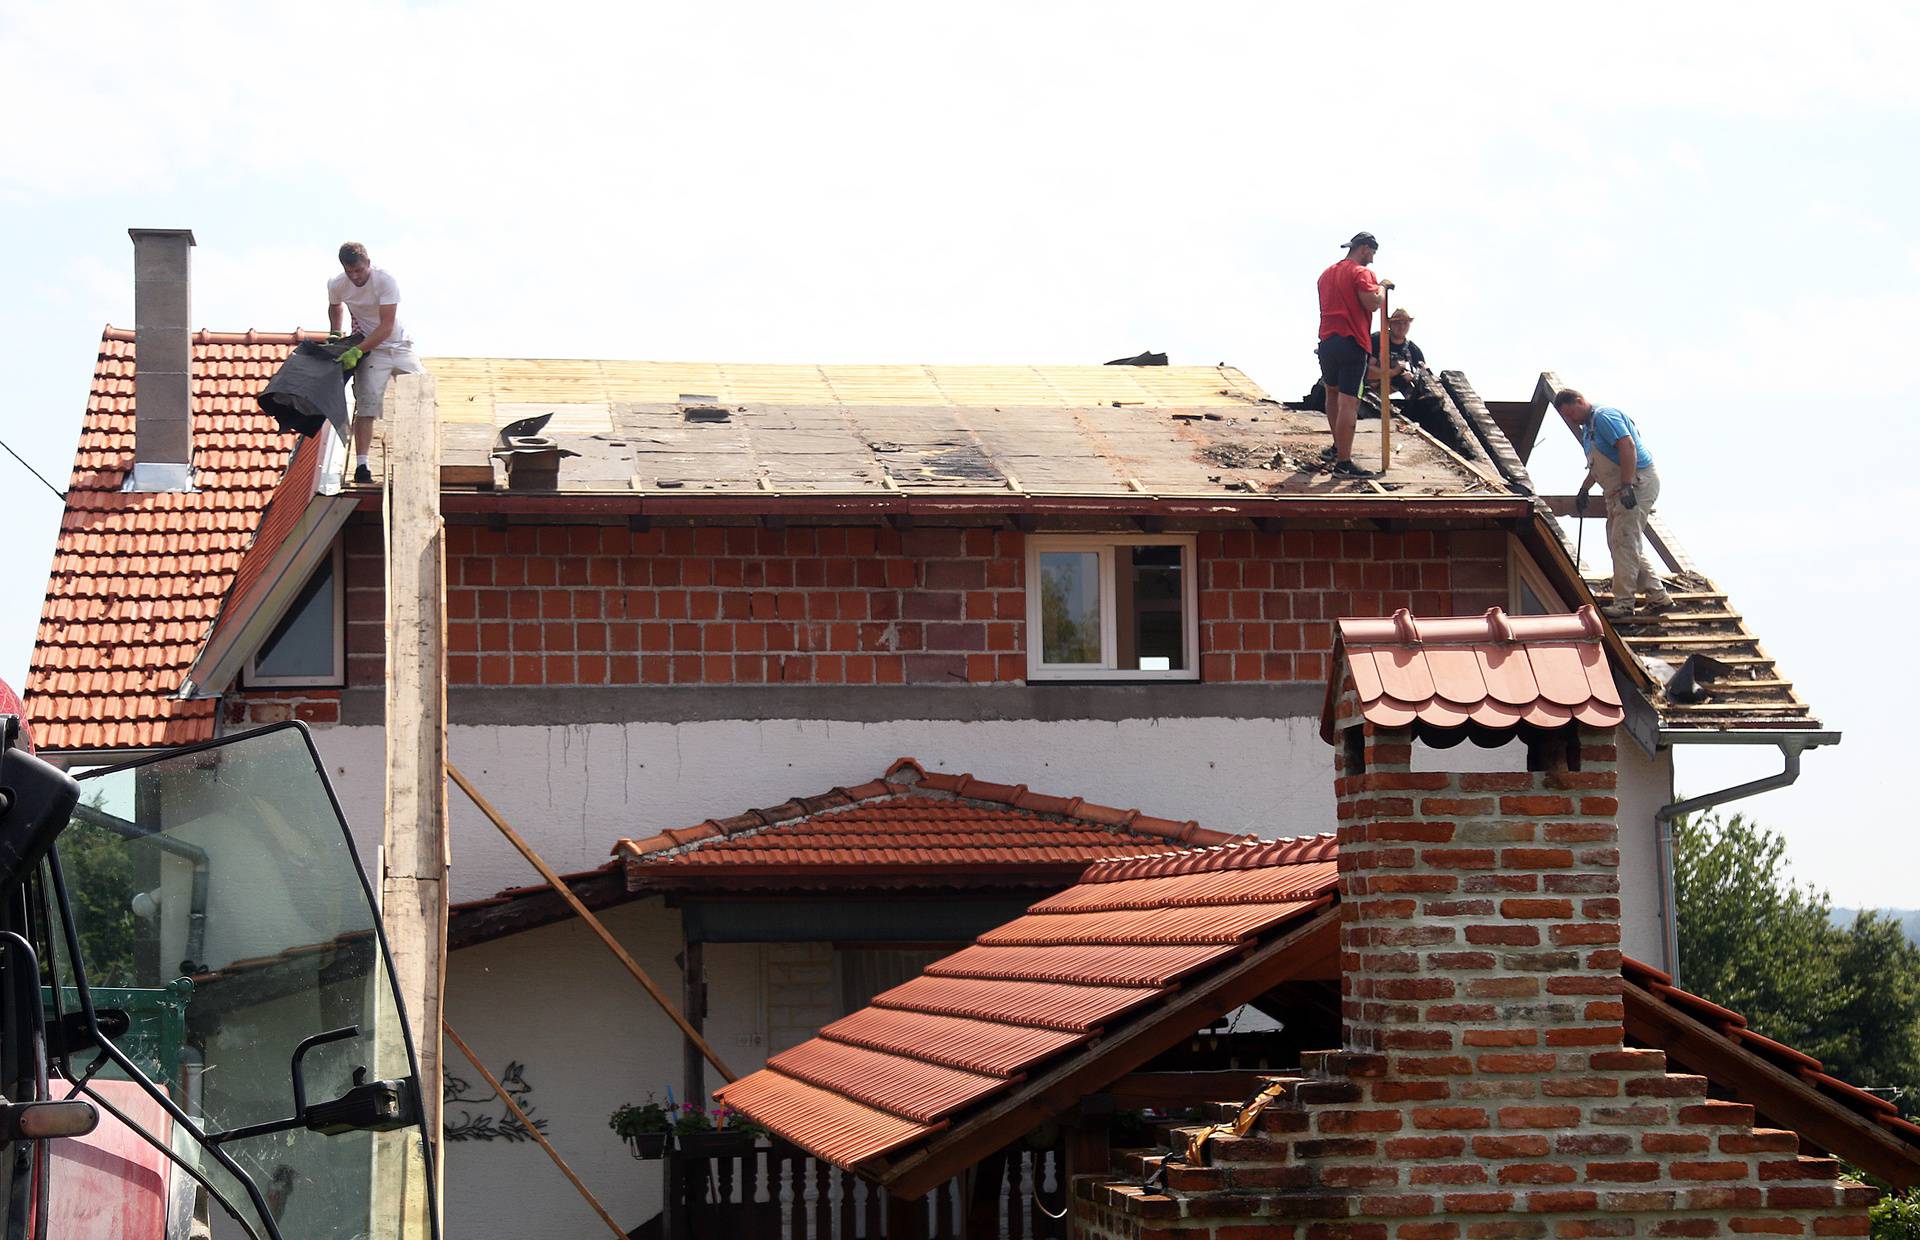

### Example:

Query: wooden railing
xmin=663 ymin=1137 xmax=1070 ymax=1239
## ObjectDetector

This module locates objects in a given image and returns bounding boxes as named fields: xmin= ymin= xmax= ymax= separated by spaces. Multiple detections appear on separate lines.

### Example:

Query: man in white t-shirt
xmin=327 ymin=241 xmax=422 ymax=485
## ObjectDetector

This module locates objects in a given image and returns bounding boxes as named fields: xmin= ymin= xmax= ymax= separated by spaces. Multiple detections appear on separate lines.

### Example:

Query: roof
xmin=717 ymin=827 xmax=1920 ymax=1193
xmin=714 ymin=834 xmax=1339 ymax=1170
xmin=25 ymin=328 xmax=315 ymax=751
xmin=1622 ymin=957 xmax=1920 ymax=1189
xmin=407 ymin=358 xmax=1509 ymax=503
xmin=1524 ymin=372 xmax=1823 ymax=737
xmin=1320 ymin=605 xmax=1625 ymax=742
xmin=618 ymin=758 xmax=1250 ymax=893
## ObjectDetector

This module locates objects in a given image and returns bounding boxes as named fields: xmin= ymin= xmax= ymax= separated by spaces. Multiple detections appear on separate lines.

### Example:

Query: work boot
xmin=353 ymin=464 xmax=374 ymax=485
xmin=1601 ymin=601 xmax=1636 ymax=622
xmin=1331 ymin=458 xmax=1377 ymax=479
xmin=1319 ymin=445 xmax=1338 ymax=463
xmin=1640 ymin=592 xmax=1674 ymax=614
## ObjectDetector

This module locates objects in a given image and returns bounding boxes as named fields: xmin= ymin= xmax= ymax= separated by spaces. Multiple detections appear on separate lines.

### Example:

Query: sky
xmin=2 ymin=0 xmax=1915 ymax=905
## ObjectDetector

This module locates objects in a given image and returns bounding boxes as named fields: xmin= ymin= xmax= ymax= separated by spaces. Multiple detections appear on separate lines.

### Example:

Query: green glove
xmin=326 ymin=330 xmax=343 ymax=342
xmin=338 ymin=346 xmax=364 ymax=371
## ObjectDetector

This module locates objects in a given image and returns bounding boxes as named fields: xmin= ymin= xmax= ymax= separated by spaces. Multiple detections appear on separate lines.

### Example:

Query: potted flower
xmin=608 ymin=1099 xmax=673 ymax=1159
xmin=675 ymin=1105 xmax=755 ymax=1160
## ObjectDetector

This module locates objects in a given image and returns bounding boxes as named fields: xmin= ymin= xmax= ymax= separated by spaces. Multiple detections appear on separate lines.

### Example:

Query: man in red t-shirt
xmin=1315 ymin=231 xmax=1388 ymax=478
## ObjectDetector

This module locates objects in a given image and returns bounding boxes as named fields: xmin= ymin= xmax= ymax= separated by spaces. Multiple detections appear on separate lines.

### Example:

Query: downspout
xmin=1654 ymin=733 xmax=1833 ymax=987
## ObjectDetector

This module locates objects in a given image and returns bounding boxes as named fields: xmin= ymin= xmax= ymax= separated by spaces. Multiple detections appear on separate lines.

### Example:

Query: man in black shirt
xmin=1367 ymin=307 xmax=1426 ymax=394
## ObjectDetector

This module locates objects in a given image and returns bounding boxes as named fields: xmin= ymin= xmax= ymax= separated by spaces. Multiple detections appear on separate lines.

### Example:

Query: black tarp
xmin=258 ymin=334 xmax=362 ymax=439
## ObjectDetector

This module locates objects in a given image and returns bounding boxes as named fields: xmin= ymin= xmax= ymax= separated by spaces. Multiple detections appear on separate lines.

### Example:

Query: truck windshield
xmin=42 ymin=723 xmax=436 ymax=1240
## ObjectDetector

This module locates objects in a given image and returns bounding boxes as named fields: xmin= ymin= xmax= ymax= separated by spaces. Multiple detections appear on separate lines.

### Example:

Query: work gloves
xmin=338 ymin=346 xmax=364 ymax=372
xmin=1619 ymin=485 xmax=1637 ymax=510
xmin=1574 ymin=491 xmax=1590 ymax=516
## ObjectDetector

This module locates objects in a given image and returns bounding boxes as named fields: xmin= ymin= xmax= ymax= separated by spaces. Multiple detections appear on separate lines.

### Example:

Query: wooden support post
xmin=682 ymin=929 xmax=707 ymax=1109
xmin=381 ymin=371 xmax=449 ymax=1218
xmin=445 ymin=1020 xmax=629 ymax=1239
xmin=1378 ymin=286 xmax=1393 ymax=473
xmin=447 ymin=763 xmax=737 ymax=1082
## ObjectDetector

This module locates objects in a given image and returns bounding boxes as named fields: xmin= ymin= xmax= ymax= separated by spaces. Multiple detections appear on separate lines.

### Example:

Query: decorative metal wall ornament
xmin=444 ymin=1060 xmax=549 ymax=1143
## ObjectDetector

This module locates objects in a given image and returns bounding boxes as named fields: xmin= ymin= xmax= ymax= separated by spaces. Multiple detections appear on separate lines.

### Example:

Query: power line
xmin=0 ymin=437 xmax=67 ymax=503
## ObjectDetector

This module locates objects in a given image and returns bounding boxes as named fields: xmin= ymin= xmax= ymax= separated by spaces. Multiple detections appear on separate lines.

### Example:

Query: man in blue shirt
xmin=1554 ymin=389 xmax=1672 ymax=619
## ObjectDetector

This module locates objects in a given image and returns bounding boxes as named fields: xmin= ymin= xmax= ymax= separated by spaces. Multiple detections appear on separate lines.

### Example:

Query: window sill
xmin=1025 ymin=670 xmax=1201 ymax=683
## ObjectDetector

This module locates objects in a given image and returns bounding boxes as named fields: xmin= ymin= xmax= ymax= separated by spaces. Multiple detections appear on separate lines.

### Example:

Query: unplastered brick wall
xmin=1074 ymin=715 xmax=1876 ymax=1239
xmin=1197 ymin=530 xmax=1505 ymax=685
xmin=222 ymin=521 xmax=1512 ymax=710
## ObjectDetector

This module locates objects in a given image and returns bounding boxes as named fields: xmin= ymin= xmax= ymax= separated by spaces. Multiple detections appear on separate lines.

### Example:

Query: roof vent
xmin=680 ymin=395 xmax=732 ymax=424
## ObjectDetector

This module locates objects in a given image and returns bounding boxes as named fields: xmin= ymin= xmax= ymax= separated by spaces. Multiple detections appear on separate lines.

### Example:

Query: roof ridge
xmin=613 ymin=758 xmax=1245 ymax=865
xmin=1072 ymin=833 xmax=1340 ymax=884
xmin=101 ymin=325 xmax=333 ymax=346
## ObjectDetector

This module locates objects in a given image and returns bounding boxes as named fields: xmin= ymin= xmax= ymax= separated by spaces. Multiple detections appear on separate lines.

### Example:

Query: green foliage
xmin=1871 ymin=1187 xmax=1920 ymax=1240
xmin=608 ymin=1098 xmax=672 ymax=1138
xmin=1674 ymin=813 xmax=1920 ymax=1118
xmin=56 ymin=804 xmax=140 ymax=988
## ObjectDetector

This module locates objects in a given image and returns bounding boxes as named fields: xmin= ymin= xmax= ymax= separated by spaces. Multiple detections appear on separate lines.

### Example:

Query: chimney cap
xmin=127 ymin=228 xmax=197 ymax=245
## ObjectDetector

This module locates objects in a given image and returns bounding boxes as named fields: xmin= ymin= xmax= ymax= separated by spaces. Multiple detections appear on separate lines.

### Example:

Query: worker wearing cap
xmin=1315 ymin=231 xmax=1388 ymax=478
xmin=327 ymin=241 xmax=422 ymax=485
xmin=1368 ymin=307 xmax=1427 ymax=393
xmin=1555 ymin=390 xmax=1672 ymax=619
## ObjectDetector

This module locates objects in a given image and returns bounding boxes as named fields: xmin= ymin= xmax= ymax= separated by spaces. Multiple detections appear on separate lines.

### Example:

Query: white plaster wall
xmin=439 ymin=899 xmax=772 ymax=1239
xmin=1616 ymin=740 xmax=1675 ymax=968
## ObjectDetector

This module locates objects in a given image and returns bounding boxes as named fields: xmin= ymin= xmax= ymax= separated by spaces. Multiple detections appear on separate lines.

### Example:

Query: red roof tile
xmin=26 ymin=327 xmax=324 ymax=751
xmin=714 ymin=833 xmax=1337 ymax=1168
xmin=1320 ymin=606 xmax=1625 ymax=742
xmin=617 ymin=759 xmax=1250 ymax=892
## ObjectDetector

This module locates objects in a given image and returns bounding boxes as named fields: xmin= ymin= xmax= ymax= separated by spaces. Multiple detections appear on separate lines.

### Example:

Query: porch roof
xmin=614 ymin=758 xmax=1252 ymax=894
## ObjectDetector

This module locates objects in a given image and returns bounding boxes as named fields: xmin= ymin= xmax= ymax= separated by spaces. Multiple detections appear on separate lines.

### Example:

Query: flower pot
xmin=677 ymin=1130 xmax=754 ymax=1160
xmin=626 ymin=1131 xmax=670 ymax=1160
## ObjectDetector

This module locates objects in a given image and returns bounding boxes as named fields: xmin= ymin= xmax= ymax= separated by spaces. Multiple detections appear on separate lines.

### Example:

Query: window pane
xmin=254 ymin=553 xmax=337 ymax=680
xmin=1125 ymin=545 xmax=1185 ymax=671
xmin=1039 ymin=551 xmax=1102 ymax=664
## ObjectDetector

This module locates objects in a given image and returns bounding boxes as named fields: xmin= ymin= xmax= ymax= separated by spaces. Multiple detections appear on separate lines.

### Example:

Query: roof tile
xmin=25 ymin=327 xmax=320 ymax=751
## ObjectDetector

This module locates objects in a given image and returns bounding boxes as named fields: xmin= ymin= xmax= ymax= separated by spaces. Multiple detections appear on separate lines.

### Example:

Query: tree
xmin=1674 ymin=812 xmax=1920 ymax=1118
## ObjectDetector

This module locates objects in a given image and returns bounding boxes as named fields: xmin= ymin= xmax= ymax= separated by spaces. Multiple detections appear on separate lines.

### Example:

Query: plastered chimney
xmin=124 ymin=228 xmax=196 ymax=493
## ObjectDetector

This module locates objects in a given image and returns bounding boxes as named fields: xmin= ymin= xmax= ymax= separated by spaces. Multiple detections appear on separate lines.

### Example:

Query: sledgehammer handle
xmin=1378 ymin=286 xmax=1393 ymax=472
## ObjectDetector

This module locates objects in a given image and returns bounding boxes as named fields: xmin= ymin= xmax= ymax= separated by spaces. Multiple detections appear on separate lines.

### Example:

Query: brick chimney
xmin=124 ymin=228 xmax=196 ymax=493
xmin=1075 ymin=608 xmax=1878 ymax=1239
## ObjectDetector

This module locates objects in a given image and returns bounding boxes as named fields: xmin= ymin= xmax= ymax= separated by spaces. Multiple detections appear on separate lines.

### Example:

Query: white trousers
xmin=351 ymin=346 xmax=423 ymax=420
xmin=1588 ymin=450 xmax=1665 ymax=603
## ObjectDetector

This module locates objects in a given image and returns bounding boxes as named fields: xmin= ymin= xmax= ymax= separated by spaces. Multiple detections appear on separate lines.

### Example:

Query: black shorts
xmin=1316 ymin=334 xmax=1370 ymax=397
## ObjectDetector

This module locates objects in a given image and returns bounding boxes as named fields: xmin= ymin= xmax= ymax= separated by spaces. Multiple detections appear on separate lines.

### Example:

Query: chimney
xmin=1327 ymin=607 xmax=1627 ymax=1068
xmin=124 ymin=228 xmax=196 ymax=493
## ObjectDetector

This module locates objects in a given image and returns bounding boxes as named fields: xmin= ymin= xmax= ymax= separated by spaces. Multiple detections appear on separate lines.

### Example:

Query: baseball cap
xmin=1341 ymin=232 xmax=1379 ymax=250
xmin=1389 ymin=308 xmax=1413 ymax=322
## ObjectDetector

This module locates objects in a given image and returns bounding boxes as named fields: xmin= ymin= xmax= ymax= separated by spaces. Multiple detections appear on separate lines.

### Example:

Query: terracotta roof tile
xmin=715 ymin=834 xmax=1336 ymax=1168
xmin=1321 ymin=606 xmax=1625 ymax=742
xmin=25 ymin=327 xmax=324 ymax=752
xmin=616 ymin=759 xmax=1251 ymax=892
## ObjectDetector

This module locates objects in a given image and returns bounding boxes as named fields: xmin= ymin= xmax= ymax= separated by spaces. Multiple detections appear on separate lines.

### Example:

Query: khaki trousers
xmin=1588 ymin=451 xmax=1665 ymax=603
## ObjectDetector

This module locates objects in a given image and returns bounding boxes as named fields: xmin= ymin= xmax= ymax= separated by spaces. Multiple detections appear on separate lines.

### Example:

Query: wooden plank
xmin=380 ymin=370 xmax=448 ymax=1225
xmin=880 ymin=905 xmax=1340 ymax=1199
xmin=447 ymin=764 xmax=736 ymax=1083
xmin=1623 ymin=980 xmax=1919 ymax=1190
xmin=445 ymin=1020 xmax=627 ymax=1238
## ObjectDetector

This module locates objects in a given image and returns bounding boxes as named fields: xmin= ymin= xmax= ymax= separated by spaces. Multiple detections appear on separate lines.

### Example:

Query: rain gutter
xmin=1652 ymin=729 xmax=1840 ymax=986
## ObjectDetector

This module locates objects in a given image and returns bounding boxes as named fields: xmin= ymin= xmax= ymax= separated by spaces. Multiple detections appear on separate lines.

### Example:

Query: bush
xmin=1873 ymin=1188 xmax=1920 ymax=1240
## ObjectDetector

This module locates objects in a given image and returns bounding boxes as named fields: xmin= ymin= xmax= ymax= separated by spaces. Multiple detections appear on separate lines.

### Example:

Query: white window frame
xmin=1507 ymin=534 xmax=1570 ymax=617
xmin=1025 ymin=534 xmax=1199 ymax=682
xmin=244 ymin=541 xmax=346 ymax=688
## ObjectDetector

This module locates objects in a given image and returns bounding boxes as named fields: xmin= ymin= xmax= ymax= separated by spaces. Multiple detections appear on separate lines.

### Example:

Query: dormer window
xmin=1025 ymin=535 xmax=1197 ymax=681
xmin=244 ymin=542 xmax=345 ymax=687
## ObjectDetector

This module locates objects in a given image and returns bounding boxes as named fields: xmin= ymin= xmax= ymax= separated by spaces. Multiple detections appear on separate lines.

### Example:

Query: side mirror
xmin=0 ymin=732 xmax=80 ymax=888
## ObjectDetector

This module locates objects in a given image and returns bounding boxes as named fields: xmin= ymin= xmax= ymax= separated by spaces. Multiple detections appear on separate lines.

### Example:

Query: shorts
xmin=1316 ymin=334 xmax=1370 ymax=397
xmin=350 ymin=346 xmax=424 ymax=420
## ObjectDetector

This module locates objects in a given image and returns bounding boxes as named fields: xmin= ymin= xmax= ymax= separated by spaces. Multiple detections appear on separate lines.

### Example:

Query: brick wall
xmin=226 ymin=521 xmax=1512 ymax=716
xmin=1073 ymin=710 xmax=1877 ymax=1239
